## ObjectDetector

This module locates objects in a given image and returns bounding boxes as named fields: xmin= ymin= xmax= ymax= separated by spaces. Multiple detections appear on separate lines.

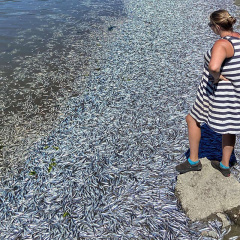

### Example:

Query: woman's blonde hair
xmin=210 ymin=9 xmax=236 ymax=31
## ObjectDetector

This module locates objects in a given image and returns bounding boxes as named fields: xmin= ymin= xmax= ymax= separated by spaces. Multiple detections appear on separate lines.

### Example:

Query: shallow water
xmin=0 ymin=0 xmax=125 ymax=165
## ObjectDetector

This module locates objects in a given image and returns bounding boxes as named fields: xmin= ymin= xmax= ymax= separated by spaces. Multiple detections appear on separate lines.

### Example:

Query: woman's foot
xmin=176 ymin=158 xmax=202 ymax=174
xmin=211 ymin=161 xmax=230 ymax=177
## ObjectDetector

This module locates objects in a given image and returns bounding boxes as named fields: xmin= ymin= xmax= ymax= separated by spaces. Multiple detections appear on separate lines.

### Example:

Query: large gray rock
xmin=175 ymin=158 xmax=240 ymax=223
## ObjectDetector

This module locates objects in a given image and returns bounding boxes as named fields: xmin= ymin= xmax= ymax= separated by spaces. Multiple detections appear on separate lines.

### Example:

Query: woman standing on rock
xmin=176 ymin=9 xmax=240 ymax=177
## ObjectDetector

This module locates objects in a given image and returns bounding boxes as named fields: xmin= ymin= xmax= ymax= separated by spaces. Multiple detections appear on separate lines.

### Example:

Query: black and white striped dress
xmin=190 ymin=36 xmax=240 ymax=134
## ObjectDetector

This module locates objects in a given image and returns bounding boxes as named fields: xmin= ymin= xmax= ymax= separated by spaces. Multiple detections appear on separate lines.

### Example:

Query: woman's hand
xmin=213 ymin=75 xmax=229 ymax=84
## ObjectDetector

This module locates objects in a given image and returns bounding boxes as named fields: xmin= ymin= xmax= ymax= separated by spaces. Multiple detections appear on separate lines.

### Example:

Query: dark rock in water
xmin=226 ymin=206 xmax=240 ymax=226
xmin=108 ymin=25 xmax=117 ymax=31
xmin=175 ymin=158 xmax=240 ymax=225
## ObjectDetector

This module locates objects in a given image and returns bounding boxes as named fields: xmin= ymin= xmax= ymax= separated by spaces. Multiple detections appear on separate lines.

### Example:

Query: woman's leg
xmin=221 ymin=134 xmax=236 ymax=167
xmin=176 ymin=114 xmax=202 ymax=173
xmin=186 ymin=114 xmax=201 ymax=162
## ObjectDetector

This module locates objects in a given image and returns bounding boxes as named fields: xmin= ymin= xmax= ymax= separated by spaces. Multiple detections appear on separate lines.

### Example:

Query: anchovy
xmin=1 ymin=0 xmax=239 ymax=239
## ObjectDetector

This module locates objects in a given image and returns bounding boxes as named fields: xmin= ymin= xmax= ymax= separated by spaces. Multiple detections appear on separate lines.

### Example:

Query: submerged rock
xmin=226 ymin=207 xmax=240 ymax=226
xmin=175 ymin=158 xmax=240 ymax=225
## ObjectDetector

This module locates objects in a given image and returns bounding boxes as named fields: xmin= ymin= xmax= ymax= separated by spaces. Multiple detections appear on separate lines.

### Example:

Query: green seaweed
xmin=48 ymin=158 xmax=57 ymax=172
xmin=48 ymin=165 xmax=53 ymax=173
xmin=29 ymin=171 xmax=37 ymax=176
xmin=63 ymin=211 xmax=70 ymax=217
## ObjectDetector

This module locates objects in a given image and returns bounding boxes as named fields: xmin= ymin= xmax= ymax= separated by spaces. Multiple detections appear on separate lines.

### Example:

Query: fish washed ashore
xmin=1 ymin=0 xmax=240 ymax=239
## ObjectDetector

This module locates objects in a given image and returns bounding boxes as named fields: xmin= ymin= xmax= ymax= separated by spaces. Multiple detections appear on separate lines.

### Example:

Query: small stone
xmin=216 ymin=213 xmax=231 ymax=228
xmin=201 ymin=230 xmax=218 ymax=238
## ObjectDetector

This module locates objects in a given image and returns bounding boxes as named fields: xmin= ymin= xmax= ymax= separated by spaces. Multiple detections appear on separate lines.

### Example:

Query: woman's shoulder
xmin=212 ymin=38 xmax=235 ymax=58
xmin=222 ymin=32 xmax=240 ymax=40
xmin=213 ymin=38 xmax=231 ymax=47
xmin=231 ymin=32 xmax=240 ymax=38
xmin=214 ymin=34 xmax=240 ymax=46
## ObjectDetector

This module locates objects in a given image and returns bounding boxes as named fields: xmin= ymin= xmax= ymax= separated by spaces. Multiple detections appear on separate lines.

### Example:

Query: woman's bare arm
xmin=208 ymin=39 xmax=233 ymax=83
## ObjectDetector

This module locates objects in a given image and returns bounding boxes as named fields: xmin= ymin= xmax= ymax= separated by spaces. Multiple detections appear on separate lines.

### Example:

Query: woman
xmin=176 ymin=9 xmax=240 ymax=177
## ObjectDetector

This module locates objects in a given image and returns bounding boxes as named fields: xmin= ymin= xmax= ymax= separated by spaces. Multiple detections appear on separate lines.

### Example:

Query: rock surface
xmin=175 ymin=158 xmax=240 ymax=223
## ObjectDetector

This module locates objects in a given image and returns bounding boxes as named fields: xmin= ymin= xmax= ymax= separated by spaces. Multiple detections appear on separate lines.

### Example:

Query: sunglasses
xmin=208 ymin=22 xmax=215 ymax=27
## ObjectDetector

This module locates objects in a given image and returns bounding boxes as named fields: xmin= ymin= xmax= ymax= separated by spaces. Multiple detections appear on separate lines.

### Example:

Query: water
xmin=0 ymin=0 xmax=126 ymax=165
xmin=0 ymin=0 xmax=124 ymax=66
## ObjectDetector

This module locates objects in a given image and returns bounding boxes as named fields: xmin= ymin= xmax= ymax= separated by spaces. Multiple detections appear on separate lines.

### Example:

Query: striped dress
xmin=190 ymin=36 xmax=240 ymax=134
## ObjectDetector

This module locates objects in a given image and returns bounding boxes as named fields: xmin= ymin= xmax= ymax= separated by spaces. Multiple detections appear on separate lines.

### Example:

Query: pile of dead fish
xmin=1 ymin=0 xmax=240 ymax=239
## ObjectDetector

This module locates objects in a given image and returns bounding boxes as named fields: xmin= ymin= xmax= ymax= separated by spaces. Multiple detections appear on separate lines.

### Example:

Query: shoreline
xmin=1 ymin=0 xmax=240 ymax=238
